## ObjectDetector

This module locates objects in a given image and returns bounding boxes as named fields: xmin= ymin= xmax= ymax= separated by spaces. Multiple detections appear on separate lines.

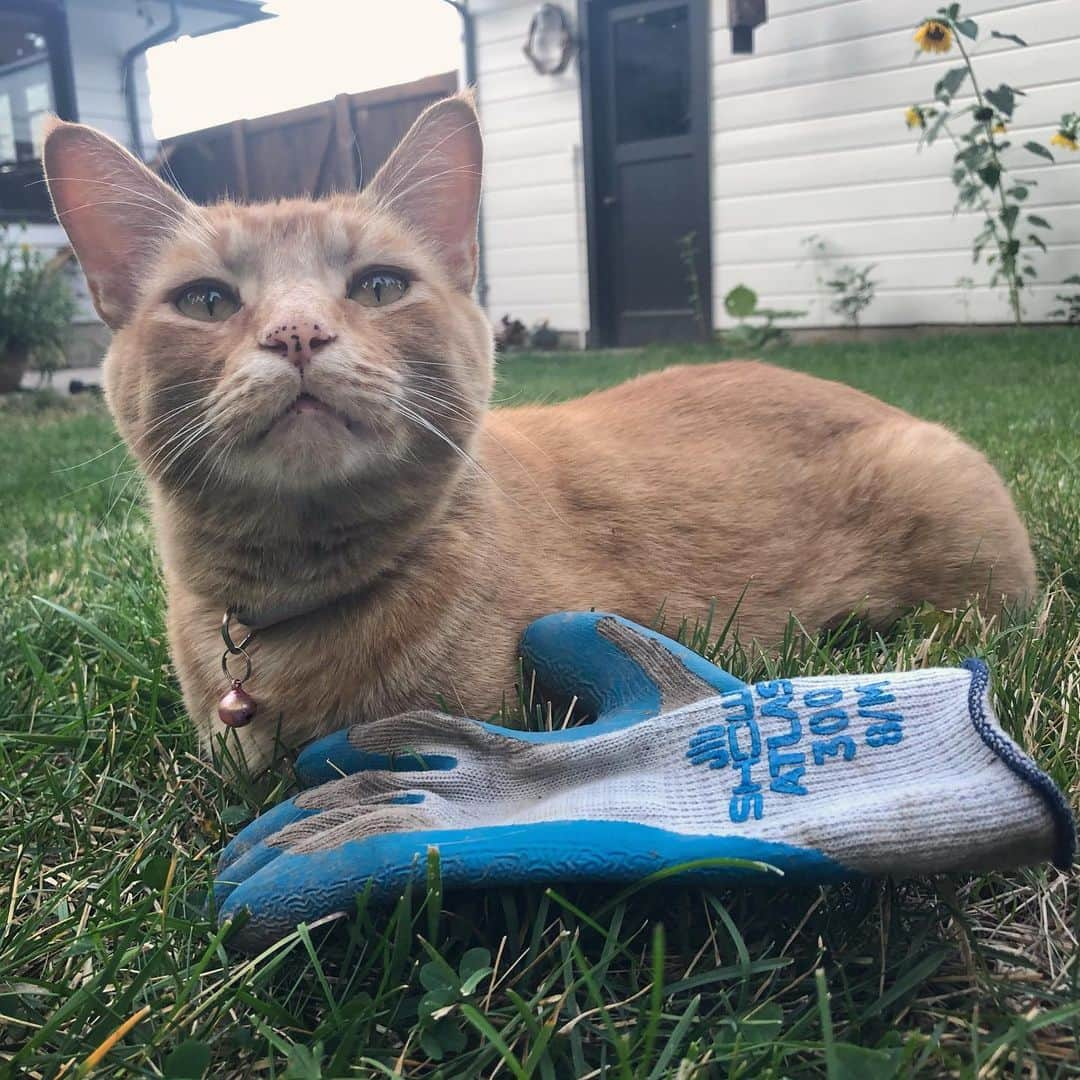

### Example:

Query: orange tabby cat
xmin=44 ymin=96 xmax=1036 ymax=773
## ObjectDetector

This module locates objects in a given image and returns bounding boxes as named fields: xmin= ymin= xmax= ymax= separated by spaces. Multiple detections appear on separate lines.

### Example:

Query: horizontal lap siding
xmin=711 ymin=0 xmax=1080 ymax=326
xmin=472 ymin=0 xmax=589 ymax=334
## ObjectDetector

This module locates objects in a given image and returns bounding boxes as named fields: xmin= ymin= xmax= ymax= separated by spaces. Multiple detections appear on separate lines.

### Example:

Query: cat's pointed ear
xmin=43 ymin=118 xmax=195 ymax=329
xmin=366 ymin=93 xmax=482 ymax=293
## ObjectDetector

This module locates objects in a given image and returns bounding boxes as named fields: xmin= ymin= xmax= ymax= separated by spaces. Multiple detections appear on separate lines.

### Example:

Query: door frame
xmin=576 ymin=0 xmax=712 ymax=347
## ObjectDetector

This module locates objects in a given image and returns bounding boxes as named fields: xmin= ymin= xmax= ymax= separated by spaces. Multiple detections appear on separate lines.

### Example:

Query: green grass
xmin=2 ymin=329 xmax=1079 ymax=1078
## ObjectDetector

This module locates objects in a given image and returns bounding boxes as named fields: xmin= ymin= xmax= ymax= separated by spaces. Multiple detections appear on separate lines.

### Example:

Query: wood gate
xmin=157 ymin=71 xmax=458 ymax=203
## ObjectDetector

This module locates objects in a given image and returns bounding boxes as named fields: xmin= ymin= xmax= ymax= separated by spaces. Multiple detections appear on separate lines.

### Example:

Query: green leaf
xmin=1028 ymin=214 xmax=1052 ymax=229
xmin=434 ymin=1019 xmax=467 ymax=1054
xmin=724 ymin=284 xmax=758 ymax=318
xmin=991 ymin=29 xmax=1028 ymax=46
xmin=419 ymin=1029 xmax=446 ymax=1061
xmin=934 ymin=66 xmax=969 ymax=102
xmin=1025 ymin=141 xmax=1055 ymax=162
xmin=419 ymin=959 xmax=456 ymax=992
xmin=984 ymin=84 xmax=1017 ymax=118
xmin=737 ymin=1002 xmax=784 ymax=1047
xmin=460 ymin=966 xmax=493 ymax=996
xmin=832 ymin=1042 xmax=903 ymax=1079
xmin=977 ymin=163 xmax=1001 ymax=190
xmin=459 ymin=946 xmax=492 ymax=982
xmin=955 ymin=17 xmax=978 ymax=39
xmin=163 ymin=1040 xmax=211 ymax=1079
xmin=283 ymin=1043 xmax=324 ymax=1080
xmin=1008 ymin=185 xmax=1029 ymax=200
xmin=1028 ymin=233 xmax=1048 ymax=253
xmin=138 ymin=855 xmax=173 ymax=890
xmin=924 ymin=110 xmax=949 ymax=146
xmin=219 ymin=805 xmax=253 ymax=827
xmin=999 ymin=205 xmax=1019 ymax=231
xmin=419 ymin=986 xmax=458 ymax=1021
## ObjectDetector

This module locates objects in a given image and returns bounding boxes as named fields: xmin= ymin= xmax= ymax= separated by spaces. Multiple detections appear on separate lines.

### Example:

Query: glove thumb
xmin=520 ymin=612 xmax=745 ymax=730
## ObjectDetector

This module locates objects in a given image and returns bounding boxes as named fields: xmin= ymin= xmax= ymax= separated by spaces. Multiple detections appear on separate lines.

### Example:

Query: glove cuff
xmin=962 ymin=659 xmax=1075 ymax=870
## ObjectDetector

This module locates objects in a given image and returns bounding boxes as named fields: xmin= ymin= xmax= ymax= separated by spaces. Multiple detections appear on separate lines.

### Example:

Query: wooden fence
xmin=157 ymin=71 xmax=458 ymax=203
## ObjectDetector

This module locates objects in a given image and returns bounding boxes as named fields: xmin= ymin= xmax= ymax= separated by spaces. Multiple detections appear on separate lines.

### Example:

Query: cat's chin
xmin=225 ymin=395 xmax=383 ymax=491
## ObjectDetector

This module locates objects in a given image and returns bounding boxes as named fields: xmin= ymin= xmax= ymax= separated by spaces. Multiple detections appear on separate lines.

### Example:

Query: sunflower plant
xmin=906 ymin=4 xmax=1077 ymax=325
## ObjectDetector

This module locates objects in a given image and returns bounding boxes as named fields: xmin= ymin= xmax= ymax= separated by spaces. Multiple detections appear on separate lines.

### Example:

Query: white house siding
xmin=710 ymin=0 xmax=1080 ymax=326
xmin=473 ymin=0 xmax=589 ymax=336
xmin=472 ymin=0 xmax=1080 ymax=333
xmin=19 ymin=0 xmax=232 ymax=322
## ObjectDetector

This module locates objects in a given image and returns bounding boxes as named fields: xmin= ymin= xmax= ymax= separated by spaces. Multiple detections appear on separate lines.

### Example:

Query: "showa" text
xmin=686 ymin=679 xmax=904 ymax=822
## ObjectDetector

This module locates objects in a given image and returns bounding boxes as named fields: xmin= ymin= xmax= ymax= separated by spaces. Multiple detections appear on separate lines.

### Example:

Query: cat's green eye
xmin=174 ymin=281 xmax=241 ymax=322
xmin=348 ymin=269 xmax=409 ymax=308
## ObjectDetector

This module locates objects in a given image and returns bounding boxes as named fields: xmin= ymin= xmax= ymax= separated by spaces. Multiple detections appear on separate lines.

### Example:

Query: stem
xmin=952 ymin=28 xmax=1023 ymax=325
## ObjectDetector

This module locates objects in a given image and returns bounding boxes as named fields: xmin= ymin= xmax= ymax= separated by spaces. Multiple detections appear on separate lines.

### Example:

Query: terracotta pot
xmin=0 ymin=344 xmax=29 ymax=394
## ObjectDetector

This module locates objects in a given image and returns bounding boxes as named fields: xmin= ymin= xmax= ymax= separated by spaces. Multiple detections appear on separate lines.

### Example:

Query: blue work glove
xmin=215 ymin=613 xmax=1074 ymax=950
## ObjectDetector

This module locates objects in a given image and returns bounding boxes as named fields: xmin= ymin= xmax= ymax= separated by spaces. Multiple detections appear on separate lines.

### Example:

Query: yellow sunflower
xmin=914 ymin=19 xmax=953 ymax=53
xmin=1050 ymin=131 xmax=1079 ymax=151
xmin=905 ymin=106 xmax=926 ymax=129
xmin=993 ymin=122 xmax=1007 ymax=135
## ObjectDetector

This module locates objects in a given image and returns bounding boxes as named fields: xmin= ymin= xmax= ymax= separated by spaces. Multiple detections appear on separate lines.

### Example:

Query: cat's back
xmin=487 ymin=359 xmax=903 ymax=458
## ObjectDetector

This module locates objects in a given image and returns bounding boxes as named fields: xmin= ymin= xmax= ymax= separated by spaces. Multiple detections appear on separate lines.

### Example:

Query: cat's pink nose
xmin=260 ymin=320 xmax=337 ymax=371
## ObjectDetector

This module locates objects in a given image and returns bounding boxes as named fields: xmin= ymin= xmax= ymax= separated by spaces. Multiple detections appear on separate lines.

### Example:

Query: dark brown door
xmin=586 ymin=0 xmax=711 ymax=345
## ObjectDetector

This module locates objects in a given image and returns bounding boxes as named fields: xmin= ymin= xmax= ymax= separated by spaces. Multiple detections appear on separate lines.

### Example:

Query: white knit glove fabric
xmin=271 ymin=664 xmax=1069 ymax=875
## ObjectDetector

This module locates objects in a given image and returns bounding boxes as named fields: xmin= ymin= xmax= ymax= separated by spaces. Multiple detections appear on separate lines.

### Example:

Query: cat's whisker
xmin=53 ymin=440 xmax=126 ymax=474
xmin=155 ymin=415 xmax=216 ymax=471
xmin=52 ymin=175 xmax=220 ymax=242
xmin=55 ymin=201 xmax=220 ymax=261
xmin=378 ymin=164 xmax=482 ymax=217
xmin=144 ymin=414 xmax=217 ymax=481
xmin=149 ymin=376 xmax=220 ymax=397
xmin=400 ymin=385 xmax=475 ymax=422
xmin=140 ymin=406 xmax=213 ymax=466
xmin=373 ymin=120 xmax=480 ymax=207
xmin=181 ymin=427 xmax=233 ymax=493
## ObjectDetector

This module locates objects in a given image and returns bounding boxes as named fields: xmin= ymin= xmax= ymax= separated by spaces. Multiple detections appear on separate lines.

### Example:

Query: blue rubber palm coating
xmin=218 ymin=820 xmax=852 ymax=951
xmin=295 ymin=612 xmax=745 ymax=785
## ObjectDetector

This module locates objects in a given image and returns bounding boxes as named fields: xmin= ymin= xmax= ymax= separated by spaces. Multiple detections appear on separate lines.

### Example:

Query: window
xmin=0 ymin=1 xmax=76 ymax=221
xmin=612 ymin=6 xmax=691 ymax=144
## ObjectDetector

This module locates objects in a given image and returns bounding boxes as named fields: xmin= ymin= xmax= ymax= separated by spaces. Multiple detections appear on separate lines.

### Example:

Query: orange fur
xmin=44 ymin=98 xmax=1036 ymax=774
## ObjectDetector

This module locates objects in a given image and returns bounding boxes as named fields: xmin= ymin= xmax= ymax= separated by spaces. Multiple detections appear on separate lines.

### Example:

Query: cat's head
xmin=43 ymin=95 xmax=492 ymax=498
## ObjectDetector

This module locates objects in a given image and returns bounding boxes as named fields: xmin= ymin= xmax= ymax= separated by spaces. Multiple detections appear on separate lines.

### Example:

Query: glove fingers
xmin=218 ymin=796 xmax=317 ymax=873
xmin=295 ymin=711 xmax=506 ymax=787
xmin=521 ymin=612 xmax=745 ymax=729
xmin=215 ymin=795 xmax=431 ymax=905
xmin=218 ymin=821 xmax=847 ymax=952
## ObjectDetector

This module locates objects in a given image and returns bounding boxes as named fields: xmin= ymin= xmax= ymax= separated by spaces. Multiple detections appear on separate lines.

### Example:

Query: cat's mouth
xmin=282 ymin=392 xmax=352 ymax=426
xmin=287 ymin=393 xmax=340 ymax=418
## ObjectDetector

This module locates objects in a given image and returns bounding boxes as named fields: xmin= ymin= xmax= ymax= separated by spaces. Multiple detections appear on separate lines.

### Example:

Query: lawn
xmin=2 ymin=329 xmax=1079 ymax=1078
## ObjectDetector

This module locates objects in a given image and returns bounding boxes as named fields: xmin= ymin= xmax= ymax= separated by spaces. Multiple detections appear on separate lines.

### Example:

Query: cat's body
xmin=43 ymin=97 xmax=1036 ymax=774
xmin=163 ymin=359 xmax=1036 ymax=769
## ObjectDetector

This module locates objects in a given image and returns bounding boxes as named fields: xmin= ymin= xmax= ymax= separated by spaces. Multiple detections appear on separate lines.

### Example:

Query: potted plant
xmin=0 ymin=226 xmax=76 ymax=393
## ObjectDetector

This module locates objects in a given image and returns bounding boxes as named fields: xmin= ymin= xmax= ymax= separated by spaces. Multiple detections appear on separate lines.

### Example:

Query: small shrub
xmin=801 ymin=234 xmax=878 ymax=327
xmin=494 ymin=314 xmax=527 ymax=352
xmin=529 ymin=319 xmax=559 ymax=350
xmin=0 ymin=225 xmax=76 ymax=380
xmin=826 ymin=264 xmax=879 ymax=328
xmin=722 ymin=285 xmax=806 ymax=350
xmin=1050 ymin=275 xmax=1080 ymax=325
